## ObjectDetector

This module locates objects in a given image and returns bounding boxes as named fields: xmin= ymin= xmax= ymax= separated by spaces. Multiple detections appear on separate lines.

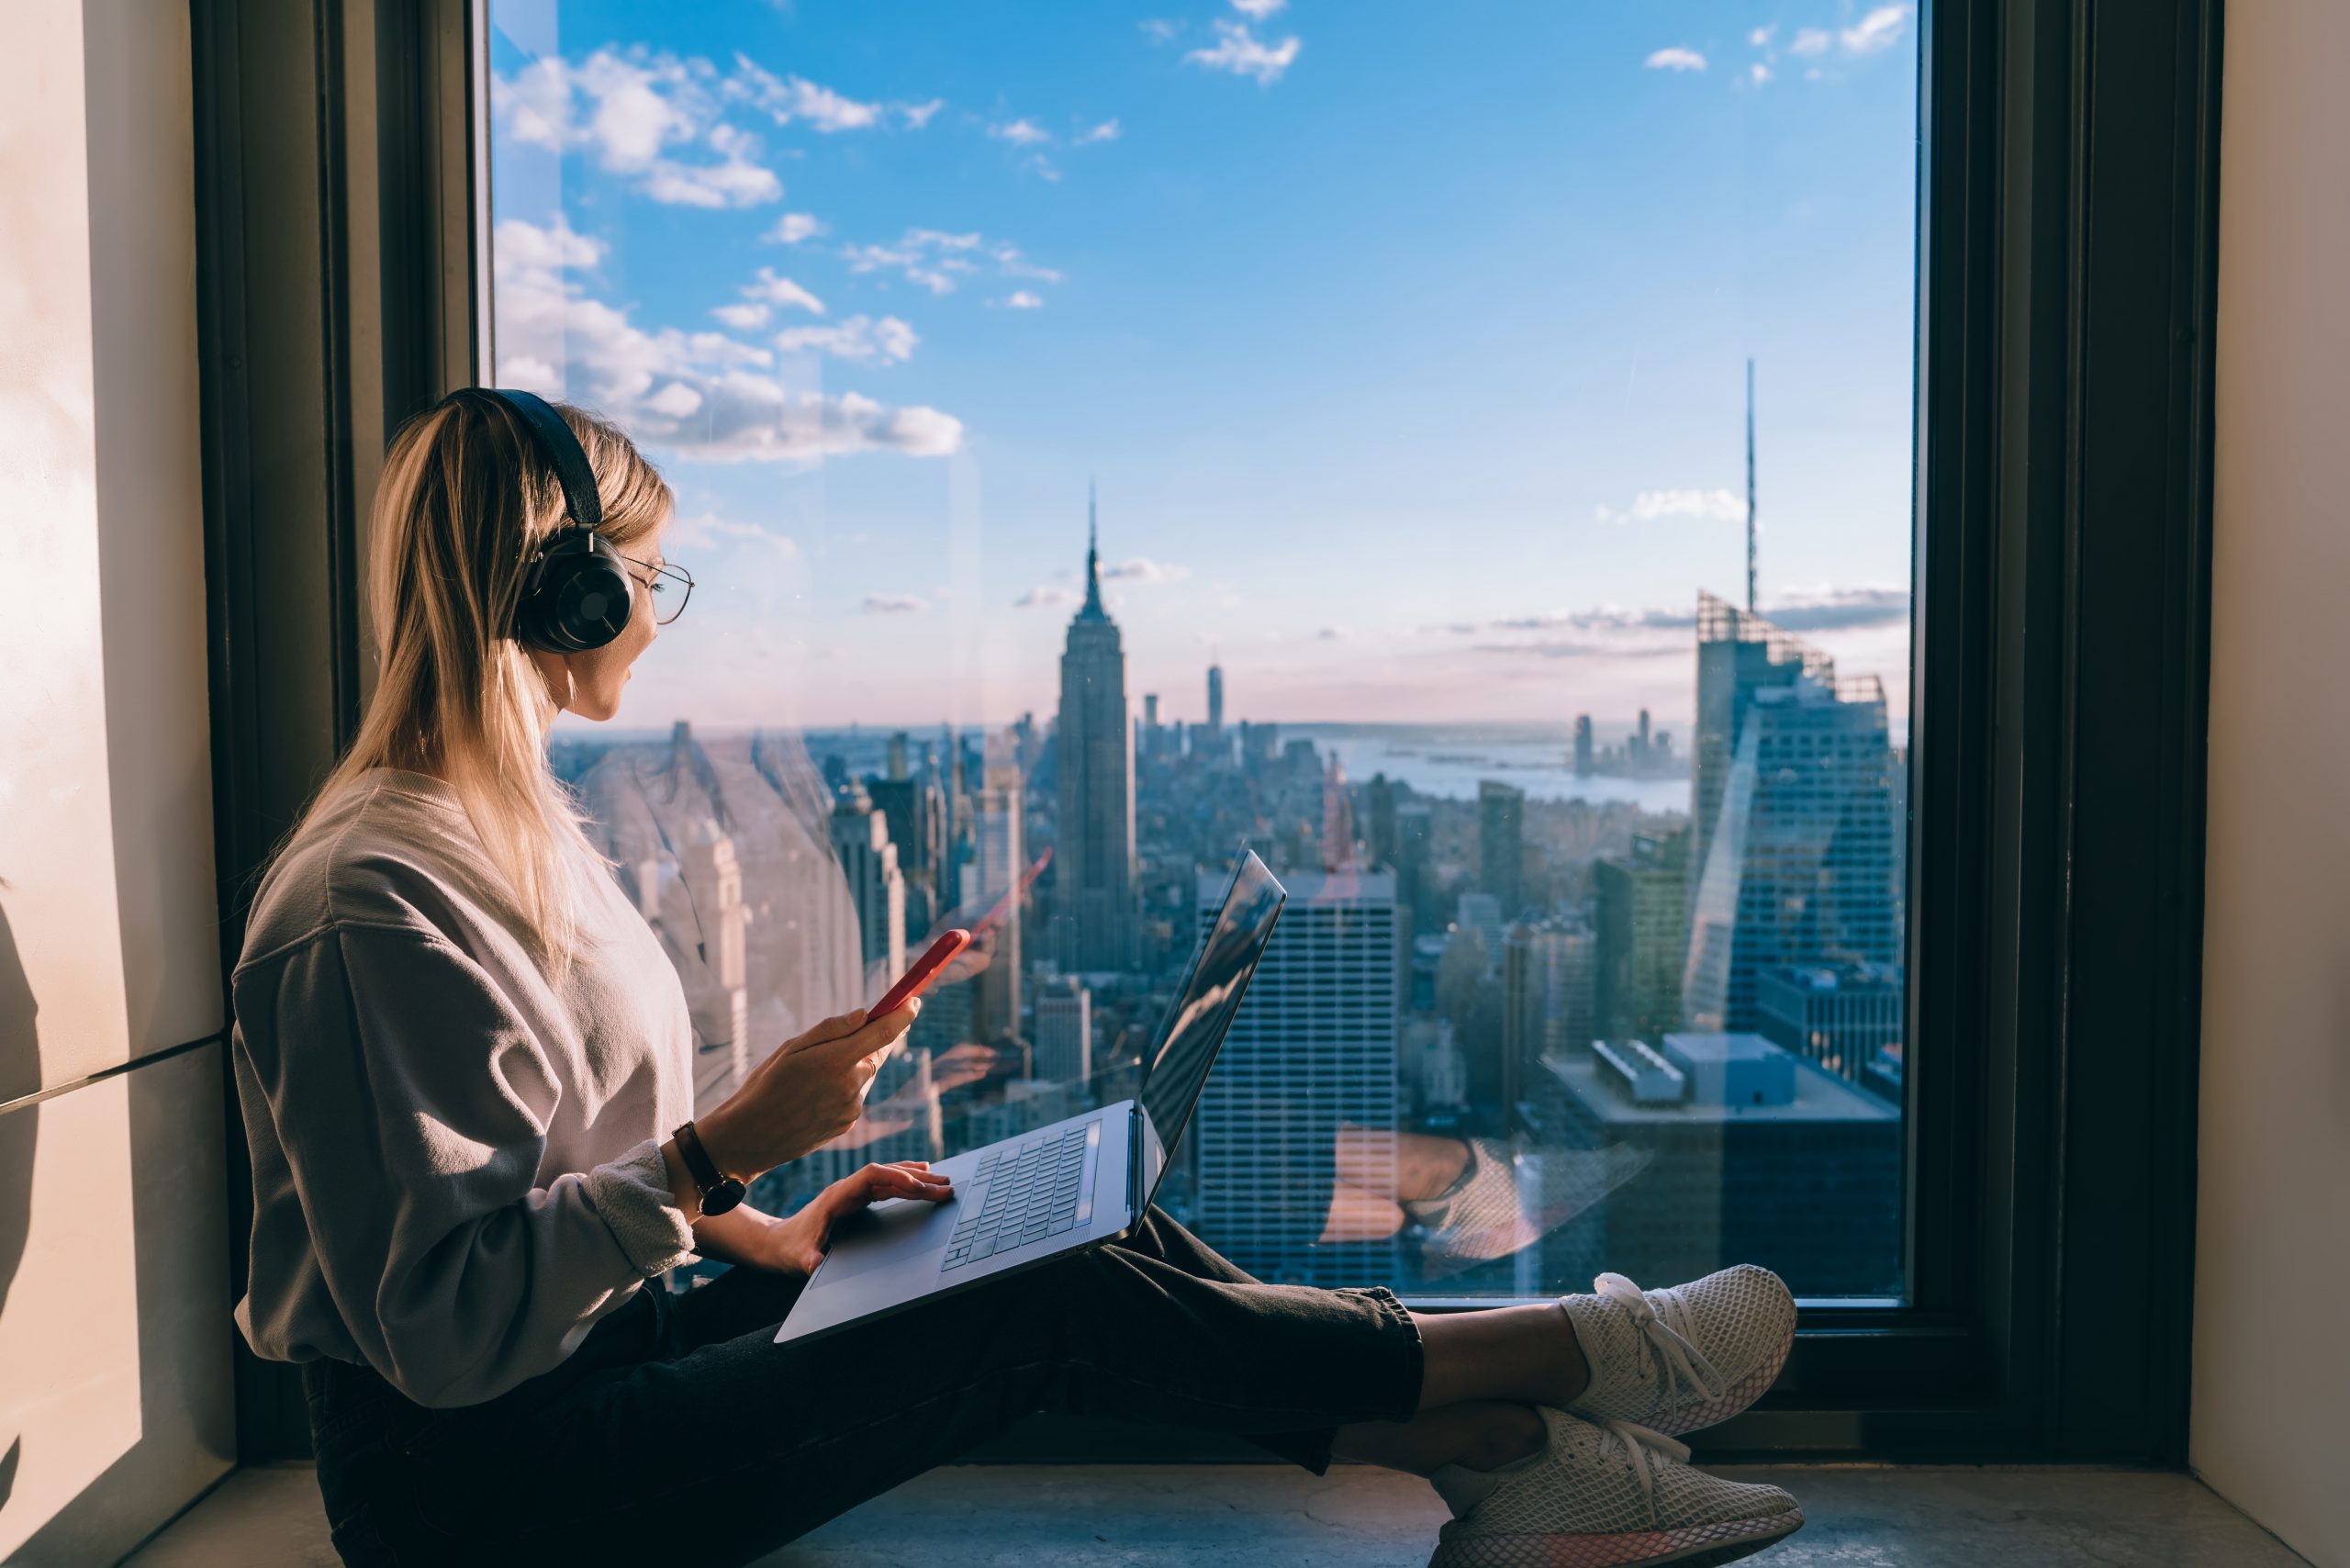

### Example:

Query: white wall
xmin=2192 ymin=3 xmax=2350 ymax=1564
xmin=0 ymin=1 xmax=233 ymax=1561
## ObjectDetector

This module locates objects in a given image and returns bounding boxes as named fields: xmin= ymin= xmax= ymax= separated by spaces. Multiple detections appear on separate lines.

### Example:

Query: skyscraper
xmin=1573 ymin=715 xmax=1595 ymax=778
xmin=1689 ymin=592 xmax=1831 ymax=928
xmin=1478 ymin=779 xmax=1527 ymax=917
xmin=1756 ymin=960 xmax=1905 ymax=1090
xmin=830 ymin=782 xmax=907 ymax=990
xmin=1320 ymin=752 xmax=1356 ymax=870
xmin=970 ymin=780 xmax=1024 ymax=1038
xmin=1457 ymin=891 xmax=1505 ymax=976
xmin=867 ymin=772 xmax=946 ymax=943
xmin=1033 ymin=977 xmax=1092 ymax=1086
xmin=679 ymin=819 xmax=750 ymax=1093
xmin=1539 ymin=1031 xmax=1900 ymax=1295
xmin=1502 ymin=920 xmax=1595 ymax=1119
xmin=1595 ymin=827 xmax=1691 ymax=1042
xmin=1192 ymin=868 xmax=1402 ymax=1286
xmin=1206 ymin=660 xmax=1225 ymax=733
xmin=1683 ymin=662 xmax=1902 ymax=1032
xmin=1054 ymin=495 xmax=1138 ymax=972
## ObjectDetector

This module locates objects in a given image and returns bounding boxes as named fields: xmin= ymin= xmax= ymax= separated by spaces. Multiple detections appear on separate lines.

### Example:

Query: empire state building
xmin=1054 ymin=490 xmax=1138 ymax=972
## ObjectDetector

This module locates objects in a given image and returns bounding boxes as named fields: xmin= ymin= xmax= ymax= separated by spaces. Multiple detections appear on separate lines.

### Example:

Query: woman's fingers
xmin=779 ymin=1009 xmax=868 ymax=1055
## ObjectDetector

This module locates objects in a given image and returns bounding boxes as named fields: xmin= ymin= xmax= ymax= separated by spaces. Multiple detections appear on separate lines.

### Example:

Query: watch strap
xmin=672 ymin=1119 xmax=739 ymax=1200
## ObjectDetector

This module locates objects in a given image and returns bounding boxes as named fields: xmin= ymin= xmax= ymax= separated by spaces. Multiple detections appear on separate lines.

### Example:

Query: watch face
xmin=702 ymin=1178 xmax=747 ymax=1216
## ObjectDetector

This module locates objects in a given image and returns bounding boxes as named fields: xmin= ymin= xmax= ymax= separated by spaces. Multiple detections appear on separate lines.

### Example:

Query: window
xmin=487 ymin=0 xmax=1921 ymax=1303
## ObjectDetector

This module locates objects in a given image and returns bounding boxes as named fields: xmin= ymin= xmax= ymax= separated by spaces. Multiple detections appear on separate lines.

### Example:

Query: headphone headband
xmin=468 ymin=386 xmax=603 ymax=529
xmin=436 ymin=386 xmax=631 ymax=653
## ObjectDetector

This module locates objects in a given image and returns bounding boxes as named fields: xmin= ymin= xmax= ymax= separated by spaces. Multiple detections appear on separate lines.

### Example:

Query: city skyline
xmin=491 ymin=0 xmax=1919 ymax=734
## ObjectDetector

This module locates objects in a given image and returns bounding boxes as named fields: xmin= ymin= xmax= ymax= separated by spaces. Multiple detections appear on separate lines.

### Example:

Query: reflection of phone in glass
xmin=969 ymin=847 xmax=1051 ymax=940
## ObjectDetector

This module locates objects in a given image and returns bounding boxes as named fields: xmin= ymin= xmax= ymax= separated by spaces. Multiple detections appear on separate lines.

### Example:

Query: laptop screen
xmin=1135 ymin=850 xmax=1286 ymax=1207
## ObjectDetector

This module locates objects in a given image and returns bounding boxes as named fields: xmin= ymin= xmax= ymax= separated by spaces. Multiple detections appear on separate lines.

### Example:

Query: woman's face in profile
xmin=537 ymin=516 xmax=669 ymax=722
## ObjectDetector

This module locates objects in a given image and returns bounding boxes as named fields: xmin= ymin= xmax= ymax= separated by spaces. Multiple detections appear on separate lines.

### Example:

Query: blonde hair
xmin=279 ymin=393 xmax=672 ymax=978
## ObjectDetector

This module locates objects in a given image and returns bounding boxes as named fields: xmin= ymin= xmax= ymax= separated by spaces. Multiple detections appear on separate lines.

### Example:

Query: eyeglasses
xmin=626 ymin=558 xmax=695 ymax=626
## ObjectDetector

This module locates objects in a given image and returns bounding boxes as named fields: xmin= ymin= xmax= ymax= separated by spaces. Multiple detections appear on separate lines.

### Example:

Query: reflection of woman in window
xmin=229 ymin=395 xmax=1807 ymax=1568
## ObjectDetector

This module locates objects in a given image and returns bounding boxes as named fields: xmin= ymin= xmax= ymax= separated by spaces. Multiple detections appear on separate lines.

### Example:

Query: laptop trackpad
xmin=816 ymin=1199 xmax=957 ymax=1283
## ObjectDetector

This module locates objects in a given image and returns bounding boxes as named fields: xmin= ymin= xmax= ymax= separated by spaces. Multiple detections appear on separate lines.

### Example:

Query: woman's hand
xmin=696 ymin=1005 xmax=921 ymax=1180
xmin=752 ymin=1161 xmax=956 ymax=1276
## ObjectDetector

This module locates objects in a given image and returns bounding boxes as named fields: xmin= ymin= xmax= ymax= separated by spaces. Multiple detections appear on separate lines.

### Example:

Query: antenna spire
xmin=1081 ymin=477 xmax=1104 ymax=615
xmin=1745 ymin=358 xmax=1758 ymax=616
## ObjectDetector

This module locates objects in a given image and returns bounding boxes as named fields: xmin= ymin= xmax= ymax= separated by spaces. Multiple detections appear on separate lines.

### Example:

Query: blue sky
xmin=489 ymin=0 xmax=1919 ymax=735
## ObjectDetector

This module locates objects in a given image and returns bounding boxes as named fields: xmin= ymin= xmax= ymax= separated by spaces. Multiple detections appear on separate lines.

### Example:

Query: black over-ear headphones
xmin=446 ymin=386 xmax=635 ymax=654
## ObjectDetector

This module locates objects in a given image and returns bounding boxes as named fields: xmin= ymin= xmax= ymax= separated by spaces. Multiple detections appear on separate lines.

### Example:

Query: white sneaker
xmin=1560 ymin=1267 xmax=1796 ymax=1437
xmin=1427 ymin=1406 xmax=1803 ymax=1568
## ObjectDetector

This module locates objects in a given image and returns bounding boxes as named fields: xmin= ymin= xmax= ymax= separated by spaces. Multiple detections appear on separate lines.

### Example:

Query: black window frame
xmin=194 ymin=0 xmax=2221 ymax=1465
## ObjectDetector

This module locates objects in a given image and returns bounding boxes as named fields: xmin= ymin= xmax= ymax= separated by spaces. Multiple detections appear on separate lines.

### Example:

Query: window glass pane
xmin=488 ymin=0 xmax=1918 ymax=1302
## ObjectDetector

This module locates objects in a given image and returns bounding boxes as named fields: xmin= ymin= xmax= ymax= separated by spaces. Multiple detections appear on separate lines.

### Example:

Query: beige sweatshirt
xmin=228 ymin=767 xmax=701 ymax=1409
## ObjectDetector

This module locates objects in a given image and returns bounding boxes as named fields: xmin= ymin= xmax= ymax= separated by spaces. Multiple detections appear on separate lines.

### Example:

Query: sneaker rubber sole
xmin=1426 ymin=1506 xmax=1805 ymax=1568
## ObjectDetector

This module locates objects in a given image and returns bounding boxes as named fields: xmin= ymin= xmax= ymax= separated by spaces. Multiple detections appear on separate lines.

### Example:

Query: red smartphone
xmin=870 ymin=928 xmax=971 ymax=1018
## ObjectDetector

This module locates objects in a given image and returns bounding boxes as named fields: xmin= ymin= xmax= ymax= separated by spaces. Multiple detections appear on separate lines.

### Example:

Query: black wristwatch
xmin=672 ymin=1120 xmax=747 ymax=1216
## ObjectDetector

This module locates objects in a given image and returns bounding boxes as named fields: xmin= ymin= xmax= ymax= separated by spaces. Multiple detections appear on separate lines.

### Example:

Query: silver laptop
xmin=775 ymin=849 xmax=1286 ymax=1345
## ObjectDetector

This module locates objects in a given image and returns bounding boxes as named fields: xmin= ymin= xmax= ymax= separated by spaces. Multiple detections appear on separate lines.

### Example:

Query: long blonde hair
xmin=278 ymin=392 xmax=672 ymax=978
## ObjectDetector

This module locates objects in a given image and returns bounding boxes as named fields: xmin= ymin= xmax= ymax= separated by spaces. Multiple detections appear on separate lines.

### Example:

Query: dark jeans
xmin=304 ymin=1204 xmax=1425 ymax=1567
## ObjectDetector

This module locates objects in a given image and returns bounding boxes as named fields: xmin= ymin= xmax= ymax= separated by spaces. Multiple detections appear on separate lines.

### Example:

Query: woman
xmin=227 ymin=388 xmax=1807 ymax=1567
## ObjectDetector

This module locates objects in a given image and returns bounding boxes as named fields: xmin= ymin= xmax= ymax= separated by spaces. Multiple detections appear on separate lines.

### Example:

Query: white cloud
xmin=1789 ymin=28 xmax=1833 ymax=56
xmin=1750 ymin=24 xmax=1778 ymax=46
xmin=1596 ymin=487 xmax=1748 ymax=524
xmin=763 ymin=211 xmax=826 ymax=244
xmin=744 ymin=267 xmax=826 ymax=314
xmin=1100 ymin=557 xmax=1191 ymax=583
xmin=1761 ymin=583 xmax=1909 ymax=631
xmin=1841 ymin=4 xmax=1912 ymax=53
xmin=862 ymin=594 xmax=928 ymax=615
xmin=666 ymin=511 xmax=800 ymax=556
xmin=1645 ymin=47 xmax=1708 ymax=72
xmin=1014 ymin=584 xmax=1080 ymax=609
xmin=990 ymin=118 xmax=1051 ymax=146
xmin=493 ymin=216 xmax=961 ymax=465
xmin=1001 ymin=290 xmax=1045 ymax=309
xmin=900 ymin=98 xmax=946 ymax=129
xmin=1078 ymin=118 xmax=1122 ymax=144
xmin=495 ymin=215 xmax=603 ymax=272
xmin=1751 ymin=62 xmax=1774 ymax=84
xmin=726 ymin=55 xmax=883 ymax=131
xmin=1185 ymin=20 xmax=1301 ymax=84
xmin=491 ymin=49 xmax=789 ymax=208
xmin=843 ymin=230 xmax=1058 ymax=297
xmin=1230 ymin=0 xmax=1287 ymax=16
xmin=1139 ymin=18 xmax=1181 ymax=44
xmin=711 ymin=301 xmax=771 ymax=330
xmin=773 ymin=314 xmax=919 ymax=364
xmin=644 ymin=382 xmax=703 ymax=419
xmin=992 ymin=245 xmax=1064 ymax=283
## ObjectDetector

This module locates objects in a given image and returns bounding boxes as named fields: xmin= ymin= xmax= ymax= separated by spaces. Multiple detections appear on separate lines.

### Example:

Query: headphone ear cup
xmin=517 ymin=527 xmax=634 ymax=653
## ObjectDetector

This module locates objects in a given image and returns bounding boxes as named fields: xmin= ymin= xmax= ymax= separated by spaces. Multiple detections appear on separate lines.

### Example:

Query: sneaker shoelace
xmin=1594 ymin=1271 xmax=1728 ymax=1408
xmin=1594 ymin=1417 xmax=1693 ymax=1528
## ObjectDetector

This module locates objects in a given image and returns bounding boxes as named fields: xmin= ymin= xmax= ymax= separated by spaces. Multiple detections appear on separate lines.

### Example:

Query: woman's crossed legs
xmin=391 ymin=1204 xmax=1585 ymax=1566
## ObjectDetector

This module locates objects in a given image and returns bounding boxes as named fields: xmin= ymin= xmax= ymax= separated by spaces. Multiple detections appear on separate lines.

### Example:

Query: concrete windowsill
xmin=123 ymin=1459 xmax=2311 ymax=1567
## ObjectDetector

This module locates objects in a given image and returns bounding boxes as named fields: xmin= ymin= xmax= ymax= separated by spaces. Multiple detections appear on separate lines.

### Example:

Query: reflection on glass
xmin=498 ymin=0 xmax=1918 ymax=1301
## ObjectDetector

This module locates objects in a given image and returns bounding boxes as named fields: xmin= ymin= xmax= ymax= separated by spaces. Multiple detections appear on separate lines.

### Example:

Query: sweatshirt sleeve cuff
xmin=583 ymin=1137 xmax=700 ymax=1278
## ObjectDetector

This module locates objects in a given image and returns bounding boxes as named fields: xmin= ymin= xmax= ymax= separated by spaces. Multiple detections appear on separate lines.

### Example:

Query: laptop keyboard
xmin=943 ymin=1123 xmax=1097 ymax=1271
